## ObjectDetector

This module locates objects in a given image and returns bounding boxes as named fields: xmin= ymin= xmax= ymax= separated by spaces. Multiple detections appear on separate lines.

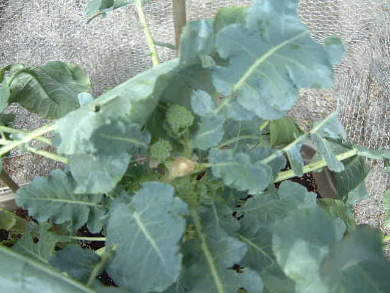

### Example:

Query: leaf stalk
xmin=136 ymin=0 xmax=160 ymax=67
xmin=190 ymin=206 xmax=224 ymax=293
xmin=274 ymin=148 xmax=358 ymax=183
xmin=0 ymin=123 xmax=57 ymax=157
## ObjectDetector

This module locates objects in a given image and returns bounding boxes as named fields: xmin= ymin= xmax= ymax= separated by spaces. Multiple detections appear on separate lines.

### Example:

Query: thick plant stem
xmin=190 ymin=206 xmax=224 ymax=293
xmin=70 ymin=236 xmax=106 ymax=241
xmin=172 ymin=0 xmax=186 ymax=53
xmin=0 ymin=170 xmax=20 ymax=193
xmin=0 ymin=125 xmax=52 ymax=145
xmin=27 ymin=147 xmax=68 ymax=164
xmin=136 ymin=0 xmax=160 ymax=67
xmin=275 ymin=149 xmax=358 ymax=183
xmin=0 ymin=123 xmax=57 ymax=157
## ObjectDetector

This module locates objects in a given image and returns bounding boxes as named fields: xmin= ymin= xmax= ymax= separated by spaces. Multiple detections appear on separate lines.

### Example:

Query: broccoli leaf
xmin=180 ymin=20 xmax=215 ymax=66
xmin=192 ymin=115 xmax=225 ymax=150
xmin=85 ymin=0 xmax=131 ymax=17
xmin=0 ymin=246 xmax=95 ymax=293
xmin=56 ymin=59 xmax=178 ymax=155
xmin=8 ymin=62 xmax=90 ymax=119
xmin=107 ymin=182 xmax=188 ymax=293
xmin=270 ymin=117 xmax=304 ymax=147
xmin=50 ymin=245 xmax=101 ymax=283
xmin=180 ymin=207 xmax=263 ymax=293
xmin=16 ymin=170 xmax=104 ymax=232
xmin=90 ymin=118 xmax=150 ymax=156
xmin=321 ymin=226 xmax=390 ymax=293
xmin=191 ymin=90 xmax=217 ymax=117
xmin=213 ymin=0 xmax=343 ymax=120
xmin=13 ymin=223 xmax=65 ymax=265
xmin=209 ymin=148 xmax=272 ymax=194
xmin=68 ymin=152 xmax=130 ymax=195
xmin=272 ymin=207 xmax=346 ymax=293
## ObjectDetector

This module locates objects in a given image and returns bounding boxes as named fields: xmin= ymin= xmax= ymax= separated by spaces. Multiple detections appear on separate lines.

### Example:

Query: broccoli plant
xmin=0 ymin=0 xmax=389 ymax=292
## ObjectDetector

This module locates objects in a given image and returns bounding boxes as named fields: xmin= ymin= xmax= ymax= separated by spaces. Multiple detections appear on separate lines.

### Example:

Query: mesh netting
xmin=0 ymin=0 xmax=389 ymax=250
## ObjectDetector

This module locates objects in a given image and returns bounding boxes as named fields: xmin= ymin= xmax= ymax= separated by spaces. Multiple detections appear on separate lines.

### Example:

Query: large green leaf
xmin=318 ymin=198 xmax=356 ymax=230
xmin=56 ymin=59 xmax=178 ymax=155
xmin=209 ymin=148 xmax=272 ymax=194
xmin=107 ymin=182 xmax=188 ymax=293
xmin=8 ymin=62 xmax=90 ymax=119
xmin=212 ymin=0 xmax=344 ymax=120
xmin=272 ymin=207 xmax=346 ymax=293
xmin=192 ymin=115 xmax=225 ymax=150
xmin=0 ymin=246 xmax=94 ymax=293
xmin=13 ymin=223 xmax=65 ymax=265
xmin=321 ymin=225 xmax=390 ymax=293
xmin=180 ymin=207 xmax=263 ymax=293
xmin=50 ymin=245 xmax=101 ymax=283
xmin=16 ymin=170 xmax=104 ymax=232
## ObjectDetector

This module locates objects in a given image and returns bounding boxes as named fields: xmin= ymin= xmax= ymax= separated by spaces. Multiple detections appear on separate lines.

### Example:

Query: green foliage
xmin=0 ymin=246 xmax=94 ymax=293
xmin=6 ymin=62 xmax=90 ymax=119
xmin=106 ymin=182 xmax=188 ymax=293
xmin=16 ymin=170 xmax=105 ymax=232
xmin=0 ymin=0 xmax=389 ymax=292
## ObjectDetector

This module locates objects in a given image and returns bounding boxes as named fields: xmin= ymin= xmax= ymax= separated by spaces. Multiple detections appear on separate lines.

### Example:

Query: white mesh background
xmin=0 ymin=0 xmax=389 ymax=252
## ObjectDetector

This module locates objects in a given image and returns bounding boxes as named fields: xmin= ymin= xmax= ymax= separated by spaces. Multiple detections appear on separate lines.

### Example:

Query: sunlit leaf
xmin=8 ymin=62 xmax=90 ymax=119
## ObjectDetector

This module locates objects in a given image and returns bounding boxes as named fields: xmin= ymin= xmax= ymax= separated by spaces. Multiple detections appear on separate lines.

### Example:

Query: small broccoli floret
xmin=150 ymin=139 xmax=172 ymax=162
xmin=166 ymin=104 xmax=194 ymax=133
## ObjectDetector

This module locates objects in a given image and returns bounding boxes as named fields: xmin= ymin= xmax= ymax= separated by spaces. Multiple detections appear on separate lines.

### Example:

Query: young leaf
xmin=321 ymin=225 xmax=390 ymax=293
xmin=285 ymin=143 xmax=304 ymax=176
xmin=308 ymin=113 xmax=348 ymax=172
xmin=180 ymin=20 xmax=215 ymax=66
xmin=50 ymin=245 xmax=101 ymax=283
xmin=270 ymin=117 xmax=304 ymax=147
xmin=191 ymin=90 xmax=217 ymax=117
xmin=0 ymin=209 xmax=29 ymax=233
xmin=85 ymin=0 xmax=131 ymax=17
xmin=8 ymin=62 xmax=91 ymax=119
xmin=311 ymin=133 xmax=344 ymax=172
xmin=0 ymin=246 xmax=95 ymax=293
xmin=209 ymin=148 xmax=272 ymax=194
xmin=192 ymin=115 xmax=225 ymax=150
xmin=214 ymin=6 xmax=247 ymax=33
xmin=318 ymin=198 xmax=356 ymax=230
xmin=213 ymin=0 xmax=343 ymax=120
xmin=12 ymin=223 xmax=65 ymax=265
xmin=16 ymin=170 xmax=104 ymax=232
xmin=107 ymin=182 xmax=188 ymax=293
